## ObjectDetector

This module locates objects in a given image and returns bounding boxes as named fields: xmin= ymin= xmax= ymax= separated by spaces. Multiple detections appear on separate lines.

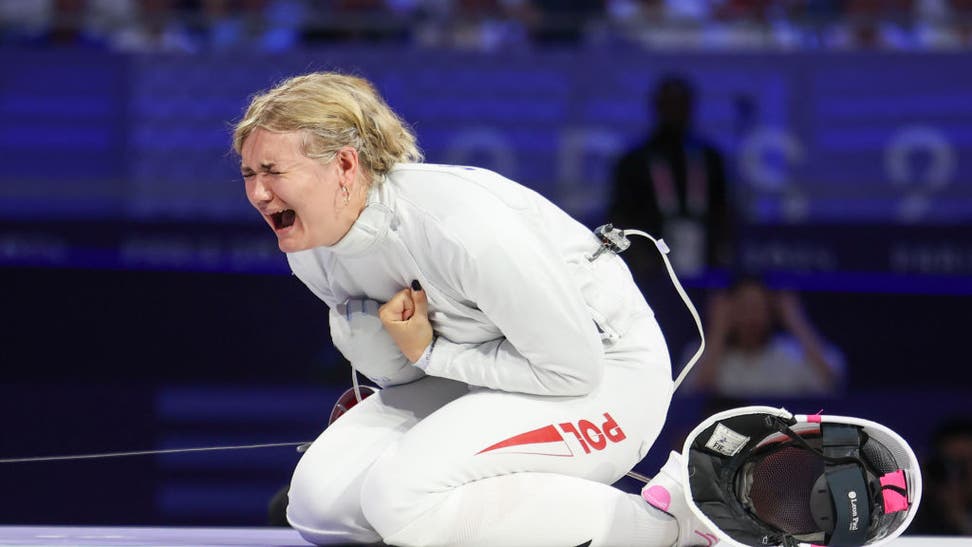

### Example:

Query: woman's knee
xmin=360 ymin=449 xmax=433 ymax=539
xmin=287 ymin=457 xmax=340 ymax=527
xmin=287 ymin=451 xmax=379 ymax=542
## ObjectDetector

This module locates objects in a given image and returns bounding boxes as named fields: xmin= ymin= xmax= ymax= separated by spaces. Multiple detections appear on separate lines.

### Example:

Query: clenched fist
xmin=378 ymin=279 xmax=434 ymax=363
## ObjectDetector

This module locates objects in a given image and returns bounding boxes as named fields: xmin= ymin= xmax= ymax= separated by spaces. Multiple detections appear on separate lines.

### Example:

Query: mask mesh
xmin=749 ymin=445 xmax=825 ymax=534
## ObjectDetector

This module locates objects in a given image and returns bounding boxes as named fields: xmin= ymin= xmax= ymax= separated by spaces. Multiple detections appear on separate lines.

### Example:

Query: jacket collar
xmin=325 ymin=182 xmax=394 ymax=257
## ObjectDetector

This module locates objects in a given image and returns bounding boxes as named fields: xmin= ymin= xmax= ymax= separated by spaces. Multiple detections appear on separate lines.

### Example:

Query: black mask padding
xmin=693 ymin=453 xmax=771 ymax=545
xmin=860 ymin=433 xmax=909 ymax=543
xmin=688 ymin=413 xmax=799 ymax=546
xmin=862 ymin=436 xmax=899 ymax=474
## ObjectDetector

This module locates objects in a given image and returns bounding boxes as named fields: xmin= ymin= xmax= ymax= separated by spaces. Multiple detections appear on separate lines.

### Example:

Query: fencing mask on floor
xmin=680 ymin=406 xmax=921 ymax=547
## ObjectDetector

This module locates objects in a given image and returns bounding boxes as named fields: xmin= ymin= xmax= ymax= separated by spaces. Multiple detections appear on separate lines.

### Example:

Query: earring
xmin=342 ymin=186 xmax=350 ymax=205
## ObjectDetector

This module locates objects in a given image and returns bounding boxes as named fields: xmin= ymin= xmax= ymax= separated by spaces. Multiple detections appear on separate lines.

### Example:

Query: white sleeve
xmin=288 ymin=252 xmax=425 ymax=388
xmin=329 ymin=299 xmax=426 ymax=388
xmin=422 ymin=218 xmax=604 ymax=396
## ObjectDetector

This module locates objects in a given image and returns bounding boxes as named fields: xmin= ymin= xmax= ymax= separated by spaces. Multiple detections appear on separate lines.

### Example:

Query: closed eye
xmin=241 ymin=171 xmax=282 ymax=178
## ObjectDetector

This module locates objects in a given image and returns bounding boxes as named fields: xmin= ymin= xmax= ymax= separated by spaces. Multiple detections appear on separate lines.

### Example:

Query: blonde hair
xmin=232 ymin=72 xmax=422 ymax=181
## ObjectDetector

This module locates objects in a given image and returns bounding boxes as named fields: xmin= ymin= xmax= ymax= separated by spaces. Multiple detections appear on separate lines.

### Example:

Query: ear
xmin=335 ymin=146 xmax=359 ymax=186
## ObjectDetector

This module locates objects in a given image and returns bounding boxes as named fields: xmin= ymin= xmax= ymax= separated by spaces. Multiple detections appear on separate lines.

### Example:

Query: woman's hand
xmin=378 ymin=280 xmax=434 ymax=363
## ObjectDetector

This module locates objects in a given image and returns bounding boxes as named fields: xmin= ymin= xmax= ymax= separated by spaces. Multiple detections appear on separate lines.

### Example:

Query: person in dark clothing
xmin=910 ymin=418 xmax=972 ymax=536
xmin=608 ymin=75 xmax=732 ymax=279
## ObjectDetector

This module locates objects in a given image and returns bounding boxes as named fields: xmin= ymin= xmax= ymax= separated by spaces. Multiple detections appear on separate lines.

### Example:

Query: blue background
xmin=2 ymin=49 xmax=970 ymax=285
xmin=1 ymin=47 xmax=969 ymax=527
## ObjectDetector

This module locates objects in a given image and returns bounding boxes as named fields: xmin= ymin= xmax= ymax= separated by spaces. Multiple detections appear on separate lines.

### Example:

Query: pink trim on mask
xmin=807 ymin=414 xmax=822 ymax=423
xmin=880 ymin=470 xmax=910 ymax=513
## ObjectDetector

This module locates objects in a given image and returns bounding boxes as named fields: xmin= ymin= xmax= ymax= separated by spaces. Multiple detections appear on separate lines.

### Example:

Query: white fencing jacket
xmin=287 ymin=163 xmax=653 ymax=396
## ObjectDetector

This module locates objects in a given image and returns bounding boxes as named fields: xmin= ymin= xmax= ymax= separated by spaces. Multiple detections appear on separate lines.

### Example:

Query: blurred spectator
xmin=911 ymin=418 xmax=972 ymax=535
xmin=410 ymin=0 xmax=534 ymax=51
xmin=608 ymin=74 xmax=732 ymax=279
xmin=528 ymin=0 xmax=604 ymax=44
xmin=915 ymin=0 xmax=972 ymax=49
xmin=703 ymin=0 xmax=776 ymax=49
xmin=5 ymin=0 xmax=972 ymax=51
xmin=197 ymin=0 xmax=244 ymax=49
xmin=0 ymin=1 xmax=50 ymax=44
xmin=687 ymin=277 xmax=845 ymax=398
xmin=603 ymin=0 xmax=804 ymax=50
xmin=0 ymin=1 xmax=49 ymax=37
xmin=197 ymin=0 xmax=305 ymax=52
xmin=454 ymin=0 xmax=533 ymax=50
xmin=302 ymin=0 xmax=410 ymax=44
xmin=824 ymin=0 xmax=914 ymax=49
xmin=6 ymin=0 xmax=107 ymax=48
xmin=111 ymin=0 xmax=195 ymax=53
xmin=85 ymin=0 xmax=136 ymax=37
xmin=603 ymin=0 xmax=706 ymax=49
xmin=763 ymin=0 xmax=839 ymax=49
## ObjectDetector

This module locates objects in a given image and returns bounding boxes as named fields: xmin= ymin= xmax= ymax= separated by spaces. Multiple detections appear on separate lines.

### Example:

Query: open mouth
xmin=270 ymin=209 xmax=296 ymax=230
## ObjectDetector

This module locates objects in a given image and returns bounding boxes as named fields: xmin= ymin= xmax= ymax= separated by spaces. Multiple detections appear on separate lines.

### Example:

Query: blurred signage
xmin=0 ymin=49 xmax=969 ymax=289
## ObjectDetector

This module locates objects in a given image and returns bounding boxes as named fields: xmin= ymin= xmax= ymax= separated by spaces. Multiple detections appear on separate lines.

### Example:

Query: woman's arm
xmin=775 ymin=291 xmax=840 ymax=389
xmin=288 ymin=252 xmax=425 ymax=387
xmin=396 ymin=213 xmax=605 ymax=397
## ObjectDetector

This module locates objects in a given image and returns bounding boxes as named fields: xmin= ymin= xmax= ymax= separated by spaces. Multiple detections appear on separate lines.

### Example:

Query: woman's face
xmin=730 ymin=283 xmax=774 ymax=349
xmin=241 ymin=128 xmax=362 ymax=252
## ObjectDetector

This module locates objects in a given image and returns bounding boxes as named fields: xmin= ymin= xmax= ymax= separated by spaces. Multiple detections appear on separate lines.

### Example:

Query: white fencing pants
xmin=287 ymin=313 xmax=676 ymax=547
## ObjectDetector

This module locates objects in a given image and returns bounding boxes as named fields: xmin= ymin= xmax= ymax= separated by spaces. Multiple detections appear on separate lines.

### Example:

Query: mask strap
xmin=767 ymin=420 xmax=872 ymax=546
xmin=821 ymin=424 xmax=870 ymax=546
xmin=825 ymin=464 xmax=871 ymax=546
xmin=769 ymin=418 xmax=863 ymax=468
